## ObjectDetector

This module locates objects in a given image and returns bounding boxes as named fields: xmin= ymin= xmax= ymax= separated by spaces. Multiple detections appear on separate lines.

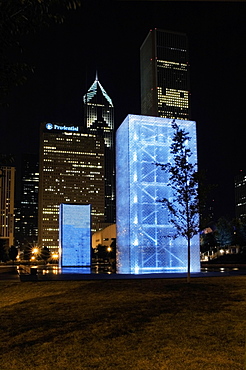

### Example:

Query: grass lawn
xmin=0 ymin=276 xmax=245 ymax=369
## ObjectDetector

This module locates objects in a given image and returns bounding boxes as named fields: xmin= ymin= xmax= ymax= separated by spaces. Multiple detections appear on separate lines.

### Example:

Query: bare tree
xmin=156 ymin=121 xmax=199 ymax=283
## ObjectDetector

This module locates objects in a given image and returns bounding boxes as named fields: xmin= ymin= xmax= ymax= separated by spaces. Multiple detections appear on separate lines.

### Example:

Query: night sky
xmin=1 ymin=1 xmax=246 ymax=221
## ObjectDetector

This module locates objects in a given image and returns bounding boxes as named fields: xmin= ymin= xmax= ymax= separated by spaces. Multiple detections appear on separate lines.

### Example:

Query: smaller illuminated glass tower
xmin=140 ymin=29 xmax=190 ymax=120
xmin=116 ymin=115 xmax=200 ymax=274
xmin=59 ymin=203 xmax=91 ymax=268
xmin=83 ymin=74 xmax=115 ymax=223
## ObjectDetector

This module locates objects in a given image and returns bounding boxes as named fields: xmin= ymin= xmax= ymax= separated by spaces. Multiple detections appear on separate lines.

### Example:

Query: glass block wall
xmin=116 ymin=115 xmax=200 ymax=274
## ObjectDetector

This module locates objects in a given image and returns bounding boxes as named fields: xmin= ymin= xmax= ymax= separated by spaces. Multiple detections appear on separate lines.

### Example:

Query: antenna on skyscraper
xmin=95 ymin=70 xmax=98 ymax=81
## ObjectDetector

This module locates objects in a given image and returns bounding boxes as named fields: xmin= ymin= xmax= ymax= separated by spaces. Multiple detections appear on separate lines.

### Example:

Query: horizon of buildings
xmin=0 ymin=28 xmax=242 ymax=257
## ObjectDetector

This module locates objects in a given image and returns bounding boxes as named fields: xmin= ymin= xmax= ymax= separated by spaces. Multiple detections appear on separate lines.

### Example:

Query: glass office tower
xmin=140 ymin=29 xmax=190 ymax=120
xmin=116 ymin=115 xmax=200 ymax=274
xmin=83 ymin=74 xmax=115 ymax=223
xmin=38 ymin=122 xmax=105 ymax=251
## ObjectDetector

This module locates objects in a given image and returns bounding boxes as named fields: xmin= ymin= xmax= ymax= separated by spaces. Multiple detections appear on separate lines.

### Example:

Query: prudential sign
xmin=46 ymin=123 xmax=79 ymax=132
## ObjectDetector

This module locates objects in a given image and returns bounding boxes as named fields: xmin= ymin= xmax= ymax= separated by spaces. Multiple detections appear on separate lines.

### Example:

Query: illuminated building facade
xmin=15 ymin=154 xmax=39 ymax=245
xmin=38 ymin=122 xmax=105 ymax=251
xmin=83 ymin=74 xmax=115 ymax=223
xmin=116 ymin=115 xmax=200 ymax=274
xmin=235 ymin=172 xmax=246 ymax=219
xmin=140 ymin=29 xmax=190 ymax=120
xmin=0 ymin=166 xmax=15 ymax=247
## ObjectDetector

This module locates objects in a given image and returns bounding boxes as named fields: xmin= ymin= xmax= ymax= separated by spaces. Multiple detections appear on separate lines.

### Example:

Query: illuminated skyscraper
xmin=140 ymin=29 xmax=190 ymax=120
xmin=0 ymin=166 xmax=15 ymax=248
xmin=83 ymin=74 xmax=115 ymax=223
xmin=38 ymin=122 xmax=105 ymax=251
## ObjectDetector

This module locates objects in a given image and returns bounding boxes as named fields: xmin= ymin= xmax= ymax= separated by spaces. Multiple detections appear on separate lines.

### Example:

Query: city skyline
xmin=0 ymin=1 xmax=246 ymax=220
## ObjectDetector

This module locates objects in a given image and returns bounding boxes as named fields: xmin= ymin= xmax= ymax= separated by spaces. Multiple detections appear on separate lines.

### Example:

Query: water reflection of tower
xmin=83 ymin=73 xmax=115 ymax=224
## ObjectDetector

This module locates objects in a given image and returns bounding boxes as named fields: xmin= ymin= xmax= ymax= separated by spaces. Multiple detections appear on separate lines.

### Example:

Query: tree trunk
xmin=187 ymin=236 xmax=191 ymax=283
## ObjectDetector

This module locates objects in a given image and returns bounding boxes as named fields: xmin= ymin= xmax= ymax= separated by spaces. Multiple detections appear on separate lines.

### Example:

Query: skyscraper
xmin=235 ymin=172 xmax=246 ymax=219
xmin=38 ymin=122 xmax=105 ymax=251
xmin=83 ymin=74 xmax=115 ymax=223
xmin=0 ymin=166 xmax=15 ymax=248
xmin=15 ymin=154 xmax=39 ymax=245
xmin=140 ymin=29 xmax=190 ymax=120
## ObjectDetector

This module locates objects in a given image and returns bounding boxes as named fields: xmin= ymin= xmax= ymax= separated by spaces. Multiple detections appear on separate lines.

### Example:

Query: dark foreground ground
xmin=0 ymin=275 xmax=246 ymax=369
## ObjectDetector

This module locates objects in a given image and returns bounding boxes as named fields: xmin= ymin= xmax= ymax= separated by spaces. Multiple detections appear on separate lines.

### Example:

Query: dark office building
xmin=140 ymin=29 xmax=191 ymax=120
xmin=15 ymin=154 xmax=39 ymax=245
xmin=83 ymin=73 xmax=115 ymax=223
xmin=235 ymin=173 xmax=246 ymax=219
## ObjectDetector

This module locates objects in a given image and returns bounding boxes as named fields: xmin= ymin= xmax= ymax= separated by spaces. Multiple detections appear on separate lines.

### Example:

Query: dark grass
xmin=0 ymin=276 xmax=246 ymax=369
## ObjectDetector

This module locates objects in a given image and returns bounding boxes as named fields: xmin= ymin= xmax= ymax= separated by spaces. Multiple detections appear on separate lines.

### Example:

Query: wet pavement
xmin=0 ymin=265 xmax=20 ymax=281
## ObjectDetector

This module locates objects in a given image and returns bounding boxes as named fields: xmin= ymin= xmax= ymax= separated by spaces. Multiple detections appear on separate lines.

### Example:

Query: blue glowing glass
xmin=116 ymin=115 xmax=200 ymax=274
xmin=59 ymin=204 xmax=91 ymax=267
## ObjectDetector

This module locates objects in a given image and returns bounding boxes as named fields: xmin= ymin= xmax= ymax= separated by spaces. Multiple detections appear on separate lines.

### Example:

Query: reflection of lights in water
xmin=41 ymin=265 xmax=59 ymax=275
xmin=233 ymin=268 xmax=239 ymax=271
xmin=53 ymin=266 xmax=59 ymax=275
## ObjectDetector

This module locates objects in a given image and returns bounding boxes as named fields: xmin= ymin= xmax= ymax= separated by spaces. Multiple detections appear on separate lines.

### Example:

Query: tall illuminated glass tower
xmin=83 ymin=74 xmax=115 ymax=223
xmin=116 ymin=115 xmax=200 ymax=274
xmin=140 ymin=29 xmax=190 ymax=120
xmin=38 ymin=122 xmax=105 ymax=251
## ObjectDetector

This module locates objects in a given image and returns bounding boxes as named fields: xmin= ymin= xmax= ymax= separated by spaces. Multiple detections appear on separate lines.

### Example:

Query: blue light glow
xmin=116 ymin=115 xmax=200 ymax=274
xmin=59 ymin=204 xmax=91 ymax=267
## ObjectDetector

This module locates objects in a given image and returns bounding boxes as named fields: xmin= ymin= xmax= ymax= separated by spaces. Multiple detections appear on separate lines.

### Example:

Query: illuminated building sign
xmin=116 ymin=114 xmax=200 ymax=274
xmin=59 ymin=203 xmax=91 ymax=267
xmin=46 ymin=123 xmax=79 ymax=132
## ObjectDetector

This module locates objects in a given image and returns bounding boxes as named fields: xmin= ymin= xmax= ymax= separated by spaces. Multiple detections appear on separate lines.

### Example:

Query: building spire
xmin=95 ymin=70 xmax=98 ymax=81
